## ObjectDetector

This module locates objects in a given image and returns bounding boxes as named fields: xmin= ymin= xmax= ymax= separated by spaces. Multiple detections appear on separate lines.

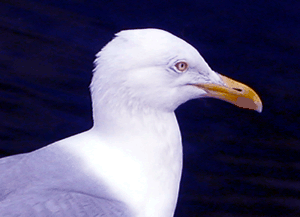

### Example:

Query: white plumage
xmin=0 ymin=29 xmax=262 ymax=217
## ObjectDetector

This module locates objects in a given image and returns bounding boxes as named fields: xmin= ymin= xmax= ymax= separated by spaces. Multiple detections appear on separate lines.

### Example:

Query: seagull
xmin=0 ymin=28 xmax=262 ymax=217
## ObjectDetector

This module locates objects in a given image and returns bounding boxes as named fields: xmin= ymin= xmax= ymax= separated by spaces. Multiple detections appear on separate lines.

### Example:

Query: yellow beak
xmin=194 ymin=74 xmax=263 ymax=113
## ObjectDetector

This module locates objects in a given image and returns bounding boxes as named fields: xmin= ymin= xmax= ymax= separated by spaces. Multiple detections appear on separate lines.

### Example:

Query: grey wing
xmin=0 ymin=190 xmax=131 ymax=217
xmin=0 ymin=153 xmax=132 ymax=217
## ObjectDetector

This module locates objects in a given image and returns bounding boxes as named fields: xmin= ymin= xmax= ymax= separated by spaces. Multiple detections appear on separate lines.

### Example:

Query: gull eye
xmin=175 ymin=61 xmax=188 ymax=72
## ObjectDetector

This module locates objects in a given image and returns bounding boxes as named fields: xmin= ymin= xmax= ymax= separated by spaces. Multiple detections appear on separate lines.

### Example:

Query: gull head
xmin=91 ymin=28 xmax=262 ymax=114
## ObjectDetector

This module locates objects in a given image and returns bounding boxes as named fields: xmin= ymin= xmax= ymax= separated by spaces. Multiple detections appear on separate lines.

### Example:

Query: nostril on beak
xmin=233 ymin=88 xmax=243 ymax=92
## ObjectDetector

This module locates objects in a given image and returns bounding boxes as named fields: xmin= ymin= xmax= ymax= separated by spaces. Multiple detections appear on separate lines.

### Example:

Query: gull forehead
xmin=116 ymin=28 xmax=193 ymax=49
xmin=96 ymin=28 xmax=204 ymax=69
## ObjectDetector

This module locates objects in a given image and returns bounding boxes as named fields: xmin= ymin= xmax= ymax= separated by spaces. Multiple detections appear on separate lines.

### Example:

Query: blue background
xmin=1 ymin=0 xmax=300 ymax=216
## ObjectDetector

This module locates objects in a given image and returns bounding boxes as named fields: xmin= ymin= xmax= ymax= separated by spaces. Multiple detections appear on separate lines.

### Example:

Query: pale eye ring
xmin=175 ymin=61 xmax=188 ymax=72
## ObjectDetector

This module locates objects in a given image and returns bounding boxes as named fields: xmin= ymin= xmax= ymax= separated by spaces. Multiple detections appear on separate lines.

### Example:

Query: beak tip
xmin=256 ymin=105 xmax=263 ymax=113
xmin=256 ymin=100 xmax=263 ymax=113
